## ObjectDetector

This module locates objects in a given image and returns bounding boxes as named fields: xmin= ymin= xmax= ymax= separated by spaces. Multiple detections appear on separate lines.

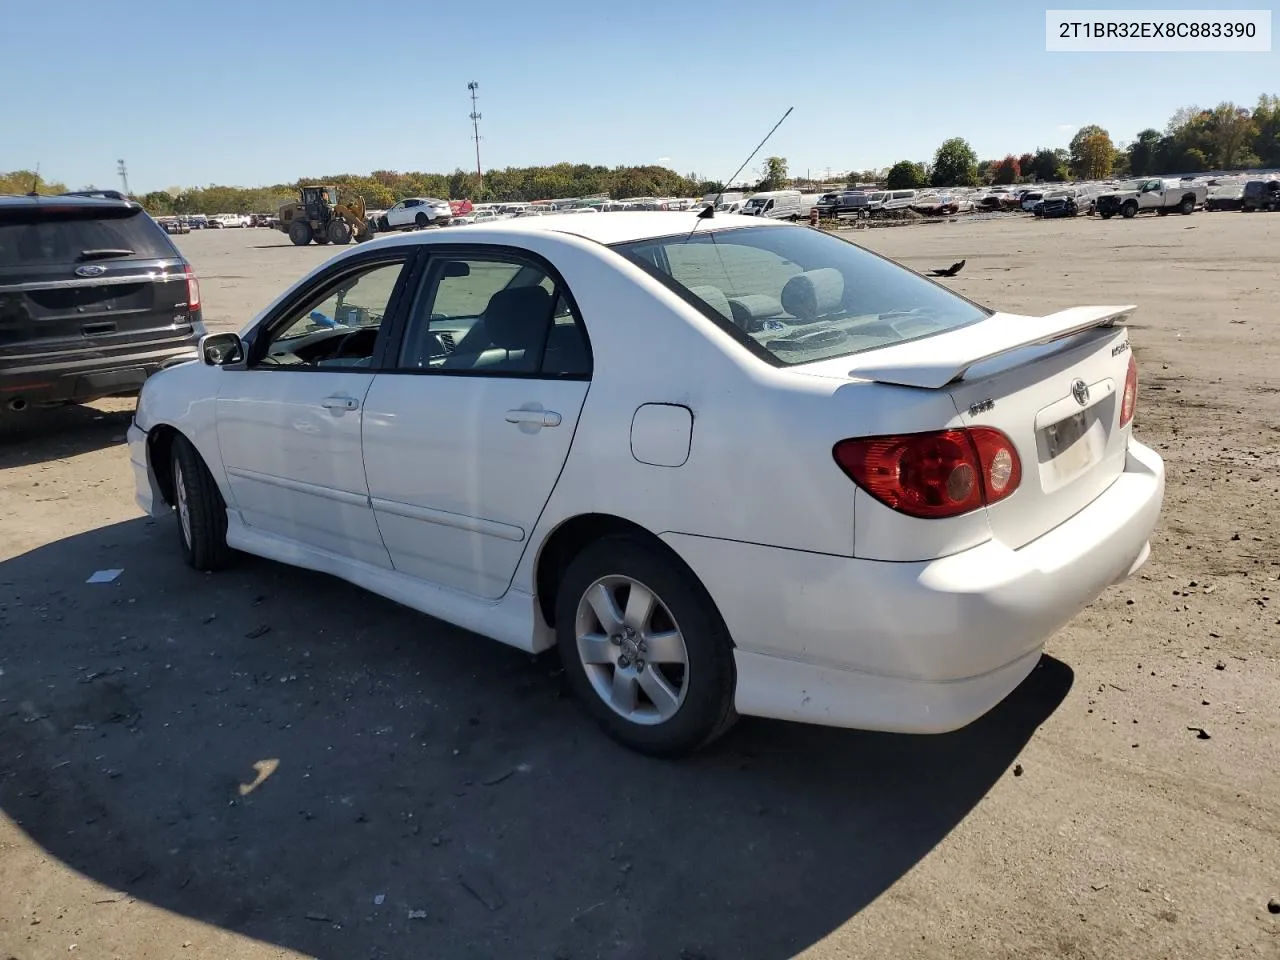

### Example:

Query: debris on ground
xmin=1187 ymin=726 xmax=1212 ymax=740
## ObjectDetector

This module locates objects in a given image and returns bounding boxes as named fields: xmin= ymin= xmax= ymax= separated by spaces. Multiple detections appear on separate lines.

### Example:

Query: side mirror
xmin=201 ymin=332 xmax=244 ymax=366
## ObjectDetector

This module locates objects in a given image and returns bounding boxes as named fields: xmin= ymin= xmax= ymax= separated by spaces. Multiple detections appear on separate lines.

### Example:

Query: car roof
xmin=0 ymin=193 xmax=139 ymax=213
xmin=398 ymin=211 xmax=787 ymax=246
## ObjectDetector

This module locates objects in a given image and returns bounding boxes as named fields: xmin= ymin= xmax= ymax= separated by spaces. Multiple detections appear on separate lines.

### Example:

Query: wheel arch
xmin=146 ymin=423 xmax=184 ymax=506
xmin=533 ymin=513 xmax=728 ymax=641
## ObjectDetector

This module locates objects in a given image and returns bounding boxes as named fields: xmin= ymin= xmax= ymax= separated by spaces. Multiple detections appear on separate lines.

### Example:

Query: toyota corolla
xmin=128 ymin=212 xmax=1164 ymax=756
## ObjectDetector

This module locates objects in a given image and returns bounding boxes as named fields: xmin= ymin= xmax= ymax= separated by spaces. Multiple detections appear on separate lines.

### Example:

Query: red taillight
xmin=184 ymin=264 xmax=201 ymax=312
xmin=1119 ymin=353 xmax=1138 ymax=427
xmin=833 ymin=427 xmax=1022 ymax=520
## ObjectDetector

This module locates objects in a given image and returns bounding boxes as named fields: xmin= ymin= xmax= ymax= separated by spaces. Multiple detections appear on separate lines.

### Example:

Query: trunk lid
xmin=843 ymin=306 xmax=1137 ymax=550
xmin=0 ymin=204 xmax=196 ymax=360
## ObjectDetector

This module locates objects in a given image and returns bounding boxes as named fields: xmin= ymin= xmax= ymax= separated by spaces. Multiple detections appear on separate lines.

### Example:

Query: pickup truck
xmin=1095 ymin=178 xmax=1207 ymax=219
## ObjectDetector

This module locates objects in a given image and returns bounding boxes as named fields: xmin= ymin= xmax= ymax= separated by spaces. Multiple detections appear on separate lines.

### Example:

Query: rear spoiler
xmin=846 ymin=305 xmax=1135 ymax=389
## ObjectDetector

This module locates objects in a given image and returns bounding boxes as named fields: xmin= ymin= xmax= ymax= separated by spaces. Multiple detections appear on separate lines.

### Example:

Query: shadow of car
xmin=0 ymin=516 xmax=1073 ymax=959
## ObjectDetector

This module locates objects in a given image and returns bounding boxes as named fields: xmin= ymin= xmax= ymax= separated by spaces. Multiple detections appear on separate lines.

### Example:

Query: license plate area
xmin=1038 ymin=408 xmax=1106 ymax=489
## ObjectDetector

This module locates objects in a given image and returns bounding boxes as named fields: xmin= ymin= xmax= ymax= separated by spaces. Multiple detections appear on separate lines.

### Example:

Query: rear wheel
xmin=288 ymin=220 xmax=312 ymax=245
xmin=555 ymin=535 xmax=737 ymax=757
xmin=1179 ymin=196 xmax=1195 ymax=214
xmin=170 ymin=435 xmax=234 ymax=572
xmin=328 ymin=220 xmax=352 ymax=244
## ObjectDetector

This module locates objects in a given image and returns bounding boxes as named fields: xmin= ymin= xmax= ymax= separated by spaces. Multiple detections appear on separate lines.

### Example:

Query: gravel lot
xmin=2 ymin=213 xmax=1278 ymax=960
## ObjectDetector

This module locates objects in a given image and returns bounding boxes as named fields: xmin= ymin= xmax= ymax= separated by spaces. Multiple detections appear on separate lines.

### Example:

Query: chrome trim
xmin=0 ymin=271 xmax=184 ymax=293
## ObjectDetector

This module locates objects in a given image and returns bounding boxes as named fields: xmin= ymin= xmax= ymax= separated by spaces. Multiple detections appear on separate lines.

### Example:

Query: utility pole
xmin=467 ymin=82 xmax=483 ymax=192
xmin=117 ymin=159 xmax=130 ymax=197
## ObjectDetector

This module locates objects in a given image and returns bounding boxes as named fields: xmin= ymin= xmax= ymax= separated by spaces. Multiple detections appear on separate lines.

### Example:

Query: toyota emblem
xmin=1071 ymin=379 xmax=1090 ymax=406
xmin=75 ymin=264 xmax=107 ymax=277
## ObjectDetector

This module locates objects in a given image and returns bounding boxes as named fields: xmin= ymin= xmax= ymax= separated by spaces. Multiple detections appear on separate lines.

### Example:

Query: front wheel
xmin=328 ymin=220 xmax=352 ymax=244
xmin=415 ymin=212 xmax=429 ymax=228
xmin=170 ymin=435 xmax=234 ymax=571
xmin=555 ymin=536 xmax=737 ymax=756
xmin=1121 ymin=202 xmax=1138 ymax=219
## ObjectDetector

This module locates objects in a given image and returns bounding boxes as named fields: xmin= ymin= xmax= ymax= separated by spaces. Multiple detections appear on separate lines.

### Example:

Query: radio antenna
xmin=699 ymin=106 xmax=794 ymax=221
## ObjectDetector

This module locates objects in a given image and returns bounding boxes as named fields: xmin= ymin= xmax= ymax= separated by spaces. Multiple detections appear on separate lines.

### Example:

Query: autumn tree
xmin=1069 ymin=125 xmax=1114 ymax=178
xmin=993 ymin=155 xmax=1020 ymax=184
xmin=0 ymin=170 xmax=68 ymax=195
xmin=1078 ymin=133 xmax=1116 ymax=179
xmin=930 ymin=138 xmax=979 ymax=187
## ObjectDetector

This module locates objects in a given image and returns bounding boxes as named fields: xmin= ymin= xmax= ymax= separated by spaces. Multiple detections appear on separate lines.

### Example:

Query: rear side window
xmin=613 ymin=225 xmax=988 ymax=367
xmin=0 ymin=207 xmax=176 ymax=268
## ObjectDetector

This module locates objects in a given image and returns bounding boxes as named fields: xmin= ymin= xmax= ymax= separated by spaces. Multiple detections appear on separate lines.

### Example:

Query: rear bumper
xmin=0 ymin=340 xmax=199 ymax=406
xmin=664 ymin=439 xmax=1165 ymax=733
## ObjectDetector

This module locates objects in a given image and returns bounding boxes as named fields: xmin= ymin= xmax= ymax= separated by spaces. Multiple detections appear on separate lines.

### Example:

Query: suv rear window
xmin=613 ymin=225 xmax=988 ymax=366
xmin=0 ymin=206 xmax=178 ymax=268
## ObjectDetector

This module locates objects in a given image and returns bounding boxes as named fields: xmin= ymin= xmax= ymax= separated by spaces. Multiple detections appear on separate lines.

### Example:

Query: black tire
xmin=378 ymin=215 xmax=390 ymax=231
xmin=415 ymin=212 xmax=429 ymax=228
xmin=1179 ymin=196 xmax=1195 ymax=214
xmin=288 ymin=220 xmax=312 ymax=245
xmin=555 ymin=535 xmax=737 ymax=757
xmin=1121 ymin=202 xmax=1138 ymax=219
xmin=328 ymin=220 xmax=352 ymax=244
xmin=170 ymin=435 xmax=234 ymax=572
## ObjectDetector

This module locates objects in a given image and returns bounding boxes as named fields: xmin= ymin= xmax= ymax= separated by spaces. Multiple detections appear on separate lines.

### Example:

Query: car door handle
xmin=505 ymin=408 xmax=561 ymax=427
xmin=321 ymin=395 xmax=360 ymax=411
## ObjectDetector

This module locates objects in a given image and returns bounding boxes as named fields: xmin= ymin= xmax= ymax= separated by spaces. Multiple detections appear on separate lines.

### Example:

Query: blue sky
xmin=3 ymin=0 xmax=1275 ymax=192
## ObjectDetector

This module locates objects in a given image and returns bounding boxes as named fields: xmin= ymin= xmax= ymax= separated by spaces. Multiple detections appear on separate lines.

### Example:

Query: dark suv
xmin=0 ymin=194 xmax=203 ymax=416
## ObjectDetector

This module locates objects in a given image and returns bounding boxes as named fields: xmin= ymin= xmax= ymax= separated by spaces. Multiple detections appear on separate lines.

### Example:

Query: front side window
xmin=252 ymin=259 xmax=407 ymax=370
xmin=613 ymin=225 xmax=988 ymax=367
xmin=397 ymin=254 xmax=590 ymax=377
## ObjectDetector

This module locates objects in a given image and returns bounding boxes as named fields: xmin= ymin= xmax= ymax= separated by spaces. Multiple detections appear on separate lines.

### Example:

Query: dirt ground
xmin=2 ymin=213 xmax=1278 ymax=960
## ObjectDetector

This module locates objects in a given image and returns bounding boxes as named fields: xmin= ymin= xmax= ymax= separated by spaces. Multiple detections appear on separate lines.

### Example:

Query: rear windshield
xmin=612 ymin=225 xmax=989 ymax=366
xmin=0 ymin=206 xmax=176 ymax=268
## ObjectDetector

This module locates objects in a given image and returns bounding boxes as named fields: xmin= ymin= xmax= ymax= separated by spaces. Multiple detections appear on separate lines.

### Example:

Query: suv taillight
xmin=833 ymin=427 xmax=1022 ymax=520
xmin=184 ymin=264 xmax=201 ymax=312
xmin=1119 ymin=353 xmax=1138 ymax=427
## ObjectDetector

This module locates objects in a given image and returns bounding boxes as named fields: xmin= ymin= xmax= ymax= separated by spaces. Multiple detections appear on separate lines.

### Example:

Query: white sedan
xmin=379 ymin=197 xmax=453 ymax=230
xmin=128 ymin=212 xmax=1164 ymax=756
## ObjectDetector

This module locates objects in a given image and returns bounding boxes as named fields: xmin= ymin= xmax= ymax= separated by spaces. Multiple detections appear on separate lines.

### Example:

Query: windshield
xmin=745 ymin=198 xmax=767 ymax=209
xmin=612 ymin=225 xmax=989 ymax=367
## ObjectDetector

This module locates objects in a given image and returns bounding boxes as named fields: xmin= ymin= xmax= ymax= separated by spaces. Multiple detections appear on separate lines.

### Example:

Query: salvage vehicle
xmin=1204 ymin=184 xmax=1245 ymax=211
xmin=1 ymin=194 xmax=203 ymax=420
xmin=740 ymin=189 xmax=804 ymax=220
xmin=128 ymin=212 xmax=1164 ymax=756
xmin=1033 ymin=190 xmax=1079 ymax=218
xmin=1240 ymin=179 xmax=1280 ymax=212
xmin=378 ymin=197 xmax=454 ymax=231
xmin=1095 ymin=178 xmax=1207 ymax=219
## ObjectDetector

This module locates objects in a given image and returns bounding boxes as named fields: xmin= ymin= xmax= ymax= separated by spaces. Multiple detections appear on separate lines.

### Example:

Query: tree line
xmin=5 ymin=93 xmax=1276 ymax=211
xmin=0 ymin=165 xmax=719 ymax=216
xmin=884 ymin=94 xmax=1280 ymax=189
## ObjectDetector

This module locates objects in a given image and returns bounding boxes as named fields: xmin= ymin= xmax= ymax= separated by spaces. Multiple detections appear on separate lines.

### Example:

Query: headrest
xmin=781 ymin=268 xmax=845 ymax=322
xmin=483 ymin=285 xmax=553 ymax=349
xmin=726 ymin=294 xmax=784 ymax=333
xmin=688 ymin=284 xmax=732 ymax=320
